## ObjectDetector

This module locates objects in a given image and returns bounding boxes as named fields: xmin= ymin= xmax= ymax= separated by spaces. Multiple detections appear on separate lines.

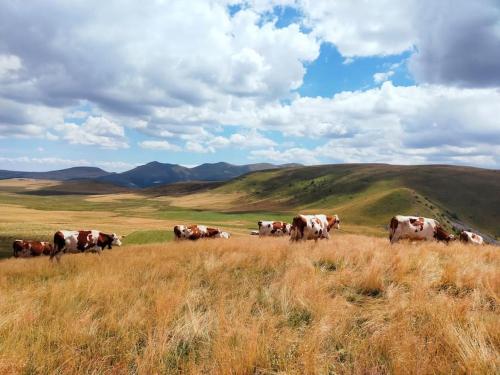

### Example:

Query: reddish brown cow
xmin=13 ymin=240 xmax=53 ymax=258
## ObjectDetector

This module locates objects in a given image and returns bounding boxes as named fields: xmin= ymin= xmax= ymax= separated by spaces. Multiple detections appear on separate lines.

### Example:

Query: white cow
xmin=50 ymin=230 xmax=122 ymax=261
xmin=215 ymin=231 xmax=231 ymax=239
xmin=257 ymin=221 xmax=291 ymax=237
xmin=389 ymin=215 xmax=454 ymax=244
xmin=459 ymin=230 xmax=484 ymax=245
xmin=290 ymin=214 xmax=327 ymax=241
xmin=173 ymin=225 xmax=230 ymax=240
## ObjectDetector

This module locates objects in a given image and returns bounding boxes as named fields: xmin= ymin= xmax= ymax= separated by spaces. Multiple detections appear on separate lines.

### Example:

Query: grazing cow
xmin=215 ymin=231 xmax=231 ymax=239
xmin=257 ymin=221 xmax=292 ymax=237
xmin=389 ymin=215 xmax=454 ymax=244
xmin=13 ymin=240 xmax=53 ymax=258
xmin=173 ymin=225 xmax=230 ymax=240
xmin=50 ymin=230 xmax=123 ymax=261
xmin=290 ymin=214 xmax=338 ymax=241
xmin=459 ymin=230 xmax=484 ymax=245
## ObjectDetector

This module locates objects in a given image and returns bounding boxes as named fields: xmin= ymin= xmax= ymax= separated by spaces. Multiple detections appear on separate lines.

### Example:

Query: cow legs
xmin=50 ymin=248 xmax=63 ymax=263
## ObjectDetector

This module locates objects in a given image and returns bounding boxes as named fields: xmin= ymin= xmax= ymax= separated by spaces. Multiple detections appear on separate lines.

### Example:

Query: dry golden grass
xmin=85 ymin=193 xmax=146 ymax=203
xmin=157 ymin=192 xmax=247 ymax=210
xmin=0 ymin=179 xmax=59 ymax=190
xmin=0 ymin=235 xmax=498 ymax=374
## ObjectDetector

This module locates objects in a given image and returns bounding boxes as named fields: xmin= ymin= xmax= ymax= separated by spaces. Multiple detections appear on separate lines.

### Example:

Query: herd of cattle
xmin=12 ymin=214 xmax=486 ymax=259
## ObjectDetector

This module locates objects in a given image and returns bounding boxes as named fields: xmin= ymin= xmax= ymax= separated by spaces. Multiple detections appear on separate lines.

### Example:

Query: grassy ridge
xmin=0 ymin=237 xmax=497 ymax=374
xmin=218 ymin=164 xmax=500 ymax=237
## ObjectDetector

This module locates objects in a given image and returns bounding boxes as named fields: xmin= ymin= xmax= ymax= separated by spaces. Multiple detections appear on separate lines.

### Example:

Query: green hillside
xmin=217 ymin=164 xmax=500 ymax=238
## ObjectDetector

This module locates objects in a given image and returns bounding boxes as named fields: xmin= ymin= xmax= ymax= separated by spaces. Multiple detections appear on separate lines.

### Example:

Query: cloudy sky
xmin=0 ymin=0 xmax=499 ymax=172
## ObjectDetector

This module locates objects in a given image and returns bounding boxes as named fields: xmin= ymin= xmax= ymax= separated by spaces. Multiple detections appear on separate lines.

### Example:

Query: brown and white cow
xmin=389 ymin=215 xmax=454 ymax=244
xmin=173 ymin=225 xmax=230 ymax=240
xmin=257 ymin=221 xmax=291 ymax=237
xmin=459 ymin=230 xmax=484 ymax=245
xmin=13 ymin=240 xmax=53 ymax=258
xmin=50 ymin=230 xmax=123 ymax=261
xmin=290 ymin=214 xmax=339 ymax=241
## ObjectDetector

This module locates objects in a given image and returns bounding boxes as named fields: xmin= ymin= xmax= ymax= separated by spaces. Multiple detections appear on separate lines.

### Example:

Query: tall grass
xmin=0 ymin=236 xmax=498 ymax=374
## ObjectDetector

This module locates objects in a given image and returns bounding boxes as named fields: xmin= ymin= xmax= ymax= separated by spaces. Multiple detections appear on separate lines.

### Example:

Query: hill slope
xmin=0 ymin=167 xmax=110 ymax=180
xmin=100 ymin=161 xmax=299 ymax=188
xmin=0 ymin=162 xmax=300 ymax=188
xmin=215 ymin=164 xmax=500 ymax=239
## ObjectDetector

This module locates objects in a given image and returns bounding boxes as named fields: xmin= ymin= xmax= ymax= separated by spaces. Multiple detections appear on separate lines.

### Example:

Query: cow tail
xmin=50 ymin=232 xmax=64 ymax=261
xmin=173 ymin=226 xmax=181 ymax=240
xmin=12 ymin=241 xmax=21 ymax=258
xmin=389 ymin=217 xmax=398 ymax=242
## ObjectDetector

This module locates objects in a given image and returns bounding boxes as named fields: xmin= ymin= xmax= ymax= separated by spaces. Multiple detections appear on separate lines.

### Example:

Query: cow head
xmin=284 ymin=223 xmax=292 ymax=235
xmin=174 ymin=225 xmax=183 ymax=239
xmin=218 ymin=231 xmax=231 ymax=239
xmin=111 ymin=233 xmax=123 ymax=247
xmin=434 ymin=226 xmax=455 ymax=243
xmin=327 ymin=215 xmax=340 ymax=230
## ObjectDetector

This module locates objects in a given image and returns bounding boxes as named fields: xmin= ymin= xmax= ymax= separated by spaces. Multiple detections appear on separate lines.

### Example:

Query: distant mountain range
xmin=0 ymin=162 xmax=301 ymax=188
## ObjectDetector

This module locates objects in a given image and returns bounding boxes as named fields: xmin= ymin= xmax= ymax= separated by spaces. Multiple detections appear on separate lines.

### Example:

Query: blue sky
xmin=0 ymin=0 xmax=499 ymax=171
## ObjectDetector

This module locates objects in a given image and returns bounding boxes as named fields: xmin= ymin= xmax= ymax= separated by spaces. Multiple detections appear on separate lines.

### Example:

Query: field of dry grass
xmin=0 ymin=236 xmax=498 ymax=374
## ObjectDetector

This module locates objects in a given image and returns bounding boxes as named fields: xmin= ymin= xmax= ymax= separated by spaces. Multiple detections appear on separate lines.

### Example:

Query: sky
xmin=0 ymin=0 xmax=499 ymax=172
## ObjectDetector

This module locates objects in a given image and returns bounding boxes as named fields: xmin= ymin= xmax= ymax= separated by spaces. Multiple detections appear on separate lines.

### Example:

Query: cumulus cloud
xmin=239 ymin=82 xmax=500 ymax=166
xmin=373 ymin=71 xmax=394 ymax=84
xmin=301 ymin=0 xmax=415 ymax=57
xmin=408 ymin=0 xmax=500 ymax=87
xmin=0 ymin=156 xmax=136 ymax=172
xmin=138 ymin=140 xmax=181 ymax=151
xmin=250 ymin=147 xmax=320 ymax=164
xmin=56 ymin=116 xmax=128 ymax=149
xmin=0 ymin=1 xmax=499 ymax=168
xmin=0 ymin=1 xmax=318 ymax=114
xmin=0 ymin=54 xmax=22 ymax=79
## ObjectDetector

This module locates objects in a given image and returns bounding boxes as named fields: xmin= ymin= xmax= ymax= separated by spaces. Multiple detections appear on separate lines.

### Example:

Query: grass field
xmin=0 ymin=179 xmax=291 ymax=258
xmin=0 ymin=175 xmax=498 ymax=373
xmin=0 ymin=236 xmax=498 ymax=374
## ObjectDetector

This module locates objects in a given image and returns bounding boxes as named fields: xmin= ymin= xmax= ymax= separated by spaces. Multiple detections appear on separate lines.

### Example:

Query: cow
xmin=13 ymin=240 xmax=53 ymax=258
xmin=257 ymin=221 xmax=291 ymax=237
xmin=173 ymin=225 xmax=230 ymax=240
xmin=459 ymin=230 xmax=484 ymax=245
xmin=290 ymin=214 xmax=339 ymax=241
xmin=389 ymin=215 xmax=454 ymax=244
xmin=50 ymin=230 xmax=123 ymax=261
xmin=215 ymin=231 xmax=231 ymax=239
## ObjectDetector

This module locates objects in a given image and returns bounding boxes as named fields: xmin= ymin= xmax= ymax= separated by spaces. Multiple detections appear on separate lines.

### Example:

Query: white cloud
xmin=301 ymin=0 xmax=415 ymax=57
xmin=0 ymin=156 xmax=136 ymax=172
xmin=0 ymin=1 xmax=319 ymax=113
xmin=0 ymin=54 xmax=22 ymax=79
xmin=373 ymin=71 xmax=394 ymax=84
xmin=250 ymin=147 xmax=319 ymax=164
xmin=206 ymin=129 xmax=276 ymax=149
xmin=186 ymin=141 xmax=213 ymax=154
xmin=56 ymin=116 xmax=128 ymax=149
xmin=138 ymin=140 xmax=181 ymax=151
xmin=0 ymin=1 xmax=498 ymax=168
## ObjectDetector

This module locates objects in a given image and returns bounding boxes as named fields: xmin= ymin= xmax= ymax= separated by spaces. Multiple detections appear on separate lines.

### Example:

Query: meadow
xmin=0 ymin=236 xmax=498 ymax=374
xmin=0 ymin=177 xmax=498 ymax=374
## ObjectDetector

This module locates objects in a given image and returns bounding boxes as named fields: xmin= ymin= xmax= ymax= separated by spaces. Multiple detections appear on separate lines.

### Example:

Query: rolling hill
xmin=0 ymin=163 xmax=497 ymax=241
xmin=0 ymin=162 xmax=300 ymax=188
xmin=0 ymin=166 xmax=109 ymax=180
xmin=97 ymin=161 xmax=301 ymax=188
xmin=210 ymin=164 xmax=500 ymax=240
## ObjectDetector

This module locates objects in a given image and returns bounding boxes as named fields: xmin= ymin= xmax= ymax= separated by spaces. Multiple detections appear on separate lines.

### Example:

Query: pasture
xmin=0 ymin=178 xmax=371 ymax=258
xmin=0 ymin=237 xmax=498 ymax=374
xmin=0 ymin=178 xmax=498 ymax=374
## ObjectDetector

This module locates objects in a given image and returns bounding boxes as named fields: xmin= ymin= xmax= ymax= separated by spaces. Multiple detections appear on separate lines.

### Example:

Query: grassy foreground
xmin=0 ymin=236 xmax=498 ymax=374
